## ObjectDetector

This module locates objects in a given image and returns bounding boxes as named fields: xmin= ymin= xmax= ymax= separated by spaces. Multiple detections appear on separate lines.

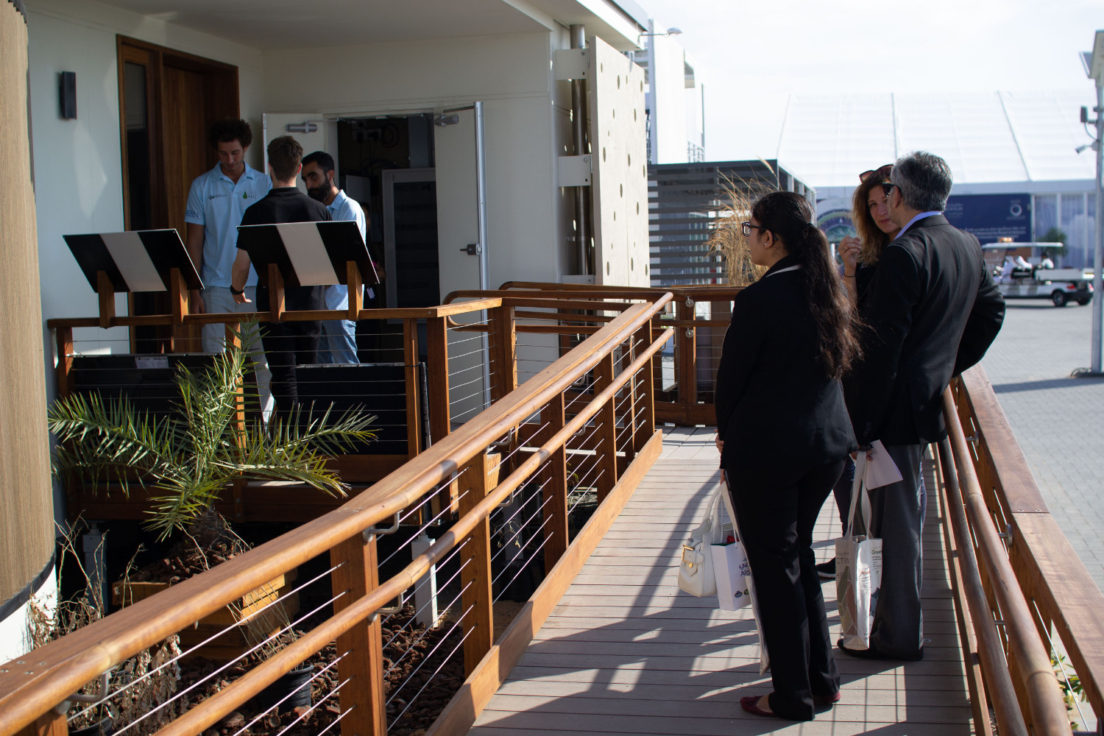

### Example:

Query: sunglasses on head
xmin=859 ymin=164 xmax=893 ymax=183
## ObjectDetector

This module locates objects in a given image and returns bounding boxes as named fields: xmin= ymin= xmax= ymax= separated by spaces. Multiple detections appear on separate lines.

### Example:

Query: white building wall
xmin=650 ymin=35 xmax=689 ymax=164
xmin=26 ymin=0 xmax=265 ymax=369
xmin=260 ymin=32 xmax=566 ymax=291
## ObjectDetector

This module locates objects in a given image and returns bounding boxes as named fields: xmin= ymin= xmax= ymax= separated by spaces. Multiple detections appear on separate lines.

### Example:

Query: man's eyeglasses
xmin=880 ymin=182 xmax=897 ymax=197
xmin=741 ymin=222 xmax=767 ymax=237
xmin=860 ymin=164 xmax=893 ymax=182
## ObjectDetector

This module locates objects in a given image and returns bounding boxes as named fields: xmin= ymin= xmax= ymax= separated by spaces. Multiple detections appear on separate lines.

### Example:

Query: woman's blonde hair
xmin=851 ymin=164 xmax=894 ymax=265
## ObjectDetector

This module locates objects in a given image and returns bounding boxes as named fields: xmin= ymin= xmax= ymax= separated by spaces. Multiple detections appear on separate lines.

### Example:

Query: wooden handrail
xmin=45 ymin=296 xmax=503 ymax=330
xmin=0 ymin=293 xmax=673 ymax=736
xmin=954 ymin=369 xmax=1104 ymax=723
xmin=159 ymin=316 xmax=674 ymax=736
xmin=497 ymin=280 xmax=747 ymax=301
xmin=942 ymin=383 xmax=1072 ymax=734
xmin=935 ymin=435 xmax=1027 ymax=736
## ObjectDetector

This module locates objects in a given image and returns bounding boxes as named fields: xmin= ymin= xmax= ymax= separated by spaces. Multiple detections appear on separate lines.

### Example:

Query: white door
xmin=433 ymin=105 xmax=488 ymax=423
xmin=261 ymin=113 xmax=336 ymax=193
xmin=433 ymin=107 xmax=483 ymax=298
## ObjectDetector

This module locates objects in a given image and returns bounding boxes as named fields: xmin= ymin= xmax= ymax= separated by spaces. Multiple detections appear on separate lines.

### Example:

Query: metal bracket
xmin=54 ymin=672 xmax=110 ymax=715
xmin=365 ymin=513 xmax=402 ymax=540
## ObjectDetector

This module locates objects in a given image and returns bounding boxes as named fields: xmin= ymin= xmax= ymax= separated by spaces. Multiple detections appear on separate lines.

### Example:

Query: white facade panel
xmin=587 ymin=35 xmax=649 ymax=286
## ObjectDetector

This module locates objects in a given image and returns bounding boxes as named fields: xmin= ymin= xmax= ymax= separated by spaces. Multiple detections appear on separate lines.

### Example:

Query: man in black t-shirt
xmin=230 ymin=135 xmax=330 ymax=417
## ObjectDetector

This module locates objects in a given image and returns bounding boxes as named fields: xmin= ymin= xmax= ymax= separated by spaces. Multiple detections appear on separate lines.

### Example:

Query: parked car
xmin=981 ymin=242 xmax=1093 ymax=307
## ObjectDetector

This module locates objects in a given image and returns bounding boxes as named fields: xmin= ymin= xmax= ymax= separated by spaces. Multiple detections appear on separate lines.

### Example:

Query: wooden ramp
xmin=470 ymin=427 xmax=974 ymax=735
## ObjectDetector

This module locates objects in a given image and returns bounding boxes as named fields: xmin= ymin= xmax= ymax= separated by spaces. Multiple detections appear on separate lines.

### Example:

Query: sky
xmin=640 ymin=0 xmax=1103 ymax=161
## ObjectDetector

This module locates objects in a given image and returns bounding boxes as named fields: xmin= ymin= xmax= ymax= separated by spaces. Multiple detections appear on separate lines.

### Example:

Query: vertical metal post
xmin=570 ymin=25 xmax=590 ymax=276
xmin=1092 ymin=80 xmax=1104 ymax=373
xmin=473 ymin=101 xmax=493 ymax=404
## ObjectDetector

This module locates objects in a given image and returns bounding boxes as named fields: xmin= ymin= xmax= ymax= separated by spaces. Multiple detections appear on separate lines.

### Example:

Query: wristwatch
xmin=229 ymin=285 xmax=244 ymax=295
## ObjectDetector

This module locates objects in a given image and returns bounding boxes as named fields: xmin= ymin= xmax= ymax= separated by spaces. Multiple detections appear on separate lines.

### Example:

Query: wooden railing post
xmin=14 ymin=710 xmax=67 ymax=736
xmin=675 ymin=296 xmax=697 ymax=423
xmin=635 ymin=321 xmax=656 ymax=451
xmin=540 ymin=393 xmax=570 ymax=568
xmin=490 ymin=304 xmax=517 ymax=402
xmin=458 ymin=452 xmax=495 ymax=676
xmin=427 ymin=316 xmax=456 ymax=515
xmin=594 ymin=353 xmax=618 ymax=502
xmin=331 ymin=532 xmax=387 ymax=736
xmin=402 ymin=318 xmax=423 ymax=458
xmin=426 ymin=316 xmax=451 ymax=445
xmin=54 ymin=326 xmax=73 ymax=397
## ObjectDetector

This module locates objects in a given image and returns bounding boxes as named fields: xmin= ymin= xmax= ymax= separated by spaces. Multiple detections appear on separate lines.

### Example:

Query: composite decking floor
xmin=470 ymin=426 xmax=973 ymax=735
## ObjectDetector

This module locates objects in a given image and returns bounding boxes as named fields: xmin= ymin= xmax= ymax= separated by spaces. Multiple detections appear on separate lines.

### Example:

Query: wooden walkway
xmin=471 ymin=427 xmax=974 ymax=735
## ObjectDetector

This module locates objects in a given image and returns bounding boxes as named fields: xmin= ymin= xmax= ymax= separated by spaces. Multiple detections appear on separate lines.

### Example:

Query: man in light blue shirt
xmin=302 ymin=150 xmax=367 ymax=364
xmin=184 ymin=119 xmax=272 ymax=354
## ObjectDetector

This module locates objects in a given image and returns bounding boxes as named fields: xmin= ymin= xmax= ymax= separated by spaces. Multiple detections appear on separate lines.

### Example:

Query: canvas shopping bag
xmin=678 ymin=481 xmax=733 ymax=597
xmin=835 ymin=453 xmax=884 ymax=650
xmin=710 ymin=485 xmax=753 ymax=610
xmin=716 ymin=476 xmax=769 ymax=674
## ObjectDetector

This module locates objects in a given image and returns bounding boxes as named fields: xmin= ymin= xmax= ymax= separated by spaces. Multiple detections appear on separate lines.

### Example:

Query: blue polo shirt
xmin=184 ymin=163 xmax=271 ymax=287
xmin=324 ymin=190 xmax=368 ymax=309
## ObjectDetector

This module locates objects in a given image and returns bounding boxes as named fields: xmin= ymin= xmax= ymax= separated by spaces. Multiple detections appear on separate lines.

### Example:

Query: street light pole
xmin=1093 ymin=79 xmax=1103 ymax=373
xmin=1080 ymin=30 xmax=1104 ymax=375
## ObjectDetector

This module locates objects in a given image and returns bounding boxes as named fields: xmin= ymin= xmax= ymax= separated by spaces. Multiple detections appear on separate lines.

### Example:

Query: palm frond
xmin=51 ymin=339 xmax=377 ymax=542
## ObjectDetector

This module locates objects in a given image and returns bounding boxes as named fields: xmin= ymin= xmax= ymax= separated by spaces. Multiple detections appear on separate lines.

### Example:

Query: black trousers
xmin=725 ymin=459 xmax=844 ymax=721
xmin=261 ymin=319 xmax=320 ymax=420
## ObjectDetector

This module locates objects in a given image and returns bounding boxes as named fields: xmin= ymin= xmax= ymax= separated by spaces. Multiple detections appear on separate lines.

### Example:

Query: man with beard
xmin=301 ymin=150 xmax=367 ymax=364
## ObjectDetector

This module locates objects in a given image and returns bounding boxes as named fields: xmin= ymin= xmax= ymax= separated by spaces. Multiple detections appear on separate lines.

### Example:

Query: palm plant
xmin=48 ymin=340 xmax=376 ymax=541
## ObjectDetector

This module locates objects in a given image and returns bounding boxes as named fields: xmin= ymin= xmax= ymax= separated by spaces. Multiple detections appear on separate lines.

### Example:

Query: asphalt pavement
xmin=979 ymin=299 xmax=1104 ymax=593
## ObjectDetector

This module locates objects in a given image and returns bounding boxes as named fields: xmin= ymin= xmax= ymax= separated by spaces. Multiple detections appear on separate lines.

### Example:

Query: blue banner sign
xmin=943 ymin=194 xmax=1031 ymax=244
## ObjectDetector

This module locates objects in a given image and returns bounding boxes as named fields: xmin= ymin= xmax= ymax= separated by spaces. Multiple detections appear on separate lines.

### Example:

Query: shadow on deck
xmin=472 ymin=427 xmax=971 ymax=735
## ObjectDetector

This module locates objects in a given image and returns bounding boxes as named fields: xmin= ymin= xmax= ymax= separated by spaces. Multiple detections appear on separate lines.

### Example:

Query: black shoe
xmin=836 ymin=639 xmax=924 ymax=661
xmin=815 ymin=558 xmax=836 ymax=581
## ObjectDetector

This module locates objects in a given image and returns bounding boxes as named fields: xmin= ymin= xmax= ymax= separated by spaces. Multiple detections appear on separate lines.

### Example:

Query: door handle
xmin=460 ymin=243 xmax=482 ymax=256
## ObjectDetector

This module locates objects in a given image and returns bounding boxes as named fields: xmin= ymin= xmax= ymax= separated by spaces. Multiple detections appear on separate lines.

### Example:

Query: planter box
xmin=112 ymin=573 xmax=298 ymax=660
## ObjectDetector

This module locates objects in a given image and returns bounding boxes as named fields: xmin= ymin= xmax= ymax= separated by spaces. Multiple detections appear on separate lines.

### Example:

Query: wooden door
xmin=117 ymin=37 xmax=238 ymax=352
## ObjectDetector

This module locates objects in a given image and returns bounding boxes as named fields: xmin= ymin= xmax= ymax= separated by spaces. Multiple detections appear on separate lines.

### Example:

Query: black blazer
xmin=714 ymin=256 xmax=855 ymax=486
xmin=845 ymin=214 xmax=1005 ymax=446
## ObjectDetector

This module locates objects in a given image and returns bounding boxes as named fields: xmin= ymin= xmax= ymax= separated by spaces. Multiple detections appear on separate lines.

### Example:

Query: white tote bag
xmin=678 ymin=481 xmax=732 ymax=597
xmin=710 ymin=487 xmax=753 ymax=611
xmin=835 ymin=453 xmax=884 ymax=650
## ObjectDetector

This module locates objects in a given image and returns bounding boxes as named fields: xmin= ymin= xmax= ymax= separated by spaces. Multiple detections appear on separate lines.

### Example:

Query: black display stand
xmin=63 ymin=229 xmax=203 ymax=327
xmin=236 ymin=220 xmax=380 ymax=320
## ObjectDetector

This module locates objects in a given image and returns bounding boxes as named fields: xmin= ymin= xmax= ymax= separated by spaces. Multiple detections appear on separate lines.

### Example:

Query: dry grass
xmin=28 ymin=519 xmax=183 ymax=733
xmin=706 ymin=173 xmax=772 ymax=287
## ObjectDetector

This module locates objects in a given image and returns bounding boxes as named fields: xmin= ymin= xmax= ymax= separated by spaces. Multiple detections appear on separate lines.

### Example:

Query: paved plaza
xmin=979 ymin=300 xmax=1104 ymax=593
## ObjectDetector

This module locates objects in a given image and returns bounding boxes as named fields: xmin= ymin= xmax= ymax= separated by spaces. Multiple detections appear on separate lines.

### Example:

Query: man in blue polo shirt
xmin=301 ymin=150 xmax=367 ymax=364
xmin=184 ymin=119 xmax=272 ymax=354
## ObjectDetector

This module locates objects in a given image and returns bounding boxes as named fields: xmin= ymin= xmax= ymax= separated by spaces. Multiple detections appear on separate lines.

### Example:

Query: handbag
xmin=835 ymin=453 xmax=884 ymax=650
xmin=678 ymin=479 xmax=734 ymax=597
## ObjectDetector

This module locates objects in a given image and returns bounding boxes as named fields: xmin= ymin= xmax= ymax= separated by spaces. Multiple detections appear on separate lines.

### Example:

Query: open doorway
xmin=334 ymin=114 xmax=438 ymax=311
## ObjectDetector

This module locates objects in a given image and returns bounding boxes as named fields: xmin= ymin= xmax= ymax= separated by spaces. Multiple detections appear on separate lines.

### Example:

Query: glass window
xmin=1061 ymin=194 xmax=1089 ymax=269
xmin=1033 ymin=194 xmax=1057 ymax=241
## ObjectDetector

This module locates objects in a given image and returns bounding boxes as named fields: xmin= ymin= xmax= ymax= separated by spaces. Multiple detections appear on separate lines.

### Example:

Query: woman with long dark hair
xmin=714 ymin=191 xmax=858 ymax=721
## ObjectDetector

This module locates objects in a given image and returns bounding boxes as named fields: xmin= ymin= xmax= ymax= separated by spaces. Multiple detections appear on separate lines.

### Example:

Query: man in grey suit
xmin=840 ymin=151 xmax=1005 ymax=660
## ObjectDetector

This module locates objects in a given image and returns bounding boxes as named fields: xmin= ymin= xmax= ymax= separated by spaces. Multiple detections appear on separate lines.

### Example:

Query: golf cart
xmin=981 ymin=241 xmax=1093 ymax=307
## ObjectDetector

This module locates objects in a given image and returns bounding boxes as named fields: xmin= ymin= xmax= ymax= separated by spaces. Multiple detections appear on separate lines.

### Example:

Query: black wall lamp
xmin=58 ymin=71 xmax=76 ymax=120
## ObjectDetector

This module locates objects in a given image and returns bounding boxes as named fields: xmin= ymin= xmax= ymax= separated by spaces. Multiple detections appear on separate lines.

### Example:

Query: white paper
xmin=102 ymin=231 xmax=164 ymax=292
xmin=863 ymin=439 xmax=903 ymax=489
xmin=276 ymin=223 xmax=338 ymax=286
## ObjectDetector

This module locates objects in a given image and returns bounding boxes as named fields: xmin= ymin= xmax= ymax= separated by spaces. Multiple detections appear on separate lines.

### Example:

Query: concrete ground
xmin=979 ymin=299 xmax=1104 ymax=593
